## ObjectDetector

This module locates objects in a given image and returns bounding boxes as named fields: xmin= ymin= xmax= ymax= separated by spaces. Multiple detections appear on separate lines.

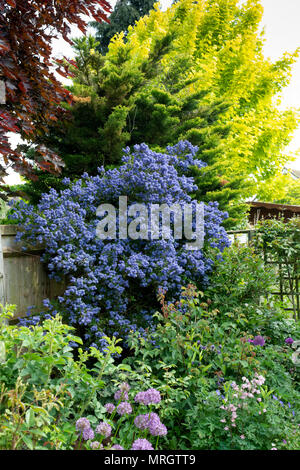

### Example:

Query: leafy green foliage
xmin=0 ymin=305 xmax=123 ymax=450
xmin=204 ymin=241 xmax=300 ymax=343
xmin=205 ymin=243 xmax=277 ymax=310
xmin=1 ymin=240 xmax=299 ymax=450
xmin=256 ymin=172 xmax=300 ymax=205
xmin=254 ymin=217 xmax=300 ymax=319
xmin=119 ymin=254 xmax=300 ymax=450
xmin=121 ymin=283 xmax=299 ymax=449
xmin=186 ymin=372 xmax=299 ymax=450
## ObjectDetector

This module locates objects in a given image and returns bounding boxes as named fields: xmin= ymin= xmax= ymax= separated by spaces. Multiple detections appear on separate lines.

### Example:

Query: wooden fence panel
xmin=0 ymin=225 xmax=65 ymax=319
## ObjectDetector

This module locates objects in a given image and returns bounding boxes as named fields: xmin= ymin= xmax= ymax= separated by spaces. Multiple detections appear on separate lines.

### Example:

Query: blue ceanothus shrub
xmin=11 ymin=141 xmax=230 ymax=351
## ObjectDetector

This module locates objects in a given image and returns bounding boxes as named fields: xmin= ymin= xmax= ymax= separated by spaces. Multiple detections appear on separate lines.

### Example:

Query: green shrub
xmin=204 ymin=242 xmax=300 ymax=344
xmin=186 ymin=372 xmax=299 ymax=450
xmin=123 ymin=285 xmax=299 ymax=450
xmin=205 ymin=243 xmax=277 ymax=310
xmin=0 ymin=305 xmax=122 ymax=450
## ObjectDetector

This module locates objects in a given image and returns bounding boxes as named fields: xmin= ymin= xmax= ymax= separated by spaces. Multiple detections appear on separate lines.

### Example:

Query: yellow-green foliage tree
xmin=22 ymin=0 xmax=300 ymax=227
xmin=257 ymin=172 xmax=300 ymax=205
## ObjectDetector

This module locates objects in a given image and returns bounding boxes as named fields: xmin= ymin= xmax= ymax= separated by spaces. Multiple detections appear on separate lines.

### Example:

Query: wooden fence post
xmin=0 ymin=229 xmax=8 ymax=324
xmin=0 ymin=80 xmax=5 ymax=104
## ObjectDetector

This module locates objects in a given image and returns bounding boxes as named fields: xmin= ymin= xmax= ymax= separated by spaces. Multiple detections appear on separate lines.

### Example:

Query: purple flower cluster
xmin=96 ymin=422 xmax=112 ymax=438
xmin=131 ymin=438 xmax=154 ymax=450
xmin=81 ymin=384 xmax=167 ymax=450
xmin=134 ymin=412 xmax=167 ymax=436
xmin=11 ymin=140 xmax=230 ymax=350
xmin=105 ymin=403 xmax=115 ymax=414
xmin=134 ymin=388 xmax=161 ymax=405
xmin=76 ymin=417 xmax=90 ymax=432
xmin=112 ymin=444 xmax=124 ymax=450
xmin=117 ymin=401 xmax=133 ymax=416
xmin=75 ymin=418 xmax=95 ymax=441
xmin=114 ymin=389 xmax=129 ymax=401
xmin=248 ymin=335 xmax=265 ymax=346
xmin=285 ymin=337 xmax=294 ymax=345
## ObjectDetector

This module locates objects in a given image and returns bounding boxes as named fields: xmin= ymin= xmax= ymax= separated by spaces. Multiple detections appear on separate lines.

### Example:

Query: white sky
xmin=6 ymin=0 xmax=300 ymax=184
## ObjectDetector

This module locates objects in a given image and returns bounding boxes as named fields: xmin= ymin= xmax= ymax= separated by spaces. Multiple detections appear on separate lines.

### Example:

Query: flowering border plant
xmin=75 ymin=383 xmax=167 ymax=450
xmin=11 ymin=140 xmax=229 ymax=350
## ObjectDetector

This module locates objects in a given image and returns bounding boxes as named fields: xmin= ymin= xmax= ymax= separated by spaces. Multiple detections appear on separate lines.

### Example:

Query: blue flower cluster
xmin=11 ymin=141 xmax=230 ymax=350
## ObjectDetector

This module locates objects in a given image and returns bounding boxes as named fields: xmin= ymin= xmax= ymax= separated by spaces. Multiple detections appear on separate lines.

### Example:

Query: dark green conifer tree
xmin=92 ymin=0 xmax=157 ymax=54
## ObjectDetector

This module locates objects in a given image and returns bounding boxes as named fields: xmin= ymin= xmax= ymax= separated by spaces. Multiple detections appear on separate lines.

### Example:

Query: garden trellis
xmin=228 ymin=222 xmax=300 ymax=320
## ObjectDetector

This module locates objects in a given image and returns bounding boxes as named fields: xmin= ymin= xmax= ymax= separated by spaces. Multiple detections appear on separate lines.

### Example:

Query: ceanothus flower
xmin=12 ymin=140 xmax=230 ymax=351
